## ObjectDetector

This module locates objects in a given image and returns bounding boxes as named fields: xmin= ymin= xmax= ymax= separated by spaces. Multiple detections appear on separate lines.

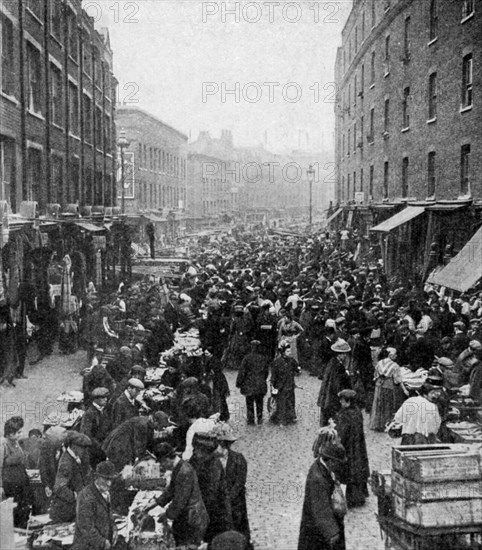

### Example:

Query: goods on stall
xmin=56 ymin=391 xmax=83 ymax=403
xmin=122 ymin=458 xmax=167 ymax=491
xmin=391 ymin=444 xmax=482 ymax=528
xmin=446 ymin=421 xmax=482 ymax=443
xmin=31 ymin=522 xmax=76 ymax=548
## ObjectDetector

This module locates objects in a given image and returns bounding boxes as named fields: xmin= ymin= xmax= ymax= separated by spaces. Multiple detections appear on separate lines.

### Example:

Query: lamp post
xmin=307 ymin=164 xmax=315 ymax=230
xmin=117 ymin=129 xmax=130 ymax=214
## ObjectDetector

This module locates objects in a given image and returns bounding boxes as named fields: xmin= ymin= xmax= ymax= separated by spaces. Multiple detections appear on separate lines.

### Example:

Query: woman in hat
xmin=387 ymin=382 xmax=442 ymax=445
xmin=50 ymin=431 xmax=92 ymax=523
xmin=277 ymin=306 xmax=304 ymax=363
xmin=72 ymin=461 xmax=118 ymax=550
xmin=270 ymin=340 xmax=301 ymax=426
xmin=0 ymin=416 xmax=33 ymax=527
xmin=334 ymin=390 xmax=370 ymax=508
xmin=369 ymin=347 xmax=408 ymax=432
xmin=298 ymin=440 xmax=347 ymax=550
xmin=211 ymin=423 xmax=252 ymax=548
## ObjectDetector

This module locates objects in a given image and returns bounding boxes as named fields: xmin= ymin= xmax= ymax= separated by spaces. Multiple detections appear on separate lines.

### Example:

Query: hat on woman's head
xmin=209 ymin=422 xmax=237 ymax=442
xmin=331 ymin=339 xmax=351 ymax=353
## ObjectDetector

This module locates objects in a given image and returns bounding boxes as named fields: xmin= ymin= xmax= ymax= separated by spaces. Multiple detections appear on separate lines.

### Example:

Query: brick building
xmin=0 ymin=0 xmax=117 ymax=215
xmin=334 ymin=0 xmax=482 ymax=282
xmin=116 ymin=106 xmax=188 ymax=214
xmin=186 ymin=130 xmax=239 ymax=225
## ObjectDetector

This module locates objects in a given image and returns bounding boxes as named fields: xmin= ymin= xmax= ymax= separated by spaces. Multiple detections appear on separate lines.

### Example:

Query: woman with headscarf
xmin=269 ymin=340 xmax=301 ymax=425
xmin=369 ymin=347 xmax=408 ymax=432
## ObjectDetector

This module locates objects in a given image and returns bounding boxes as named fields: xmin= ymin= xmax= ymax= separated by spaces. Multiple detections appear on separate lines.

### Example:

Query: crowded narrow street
xmin=1 ymin=346 xmax=388 ymax=550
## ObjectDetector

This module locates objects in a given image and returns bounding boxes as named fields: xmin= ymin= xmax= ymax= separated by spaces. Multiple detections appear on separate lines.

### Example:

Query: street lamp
xmin=307 ymin=164 xmax=315 ymax=229
xmin=117 ymin=129 xmax=130 ymax=214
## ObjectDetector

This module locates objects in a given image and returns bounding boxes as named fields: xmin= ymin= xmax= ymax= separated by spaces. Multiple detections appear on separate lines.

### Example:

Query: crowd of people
xmin=1 ymin=226 xmax=482 ymax=550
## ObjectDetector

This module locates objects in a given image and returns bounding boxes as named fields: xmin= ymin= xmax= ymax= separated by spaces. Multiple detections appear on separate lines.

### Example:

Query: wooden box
xmin=391 ymin=470 xmax=482 ymax=501
xmin=392 ymin=445 xmax=480 ymax=482
xmin=392 ymin=492 xmax=482 ymax=527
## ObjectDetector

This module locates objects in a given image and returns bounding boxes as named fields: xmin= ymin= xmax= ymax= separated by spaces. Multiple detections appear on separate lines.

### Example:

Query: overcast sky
xmin=92 ymin=0 xmax=351 ymax=153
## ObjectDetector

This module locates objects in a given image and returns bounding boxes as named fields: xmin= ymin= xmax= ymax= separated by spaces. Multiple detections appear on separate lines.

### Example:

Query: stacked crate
xmin=391 ymin=444 xmax=482 ymax=528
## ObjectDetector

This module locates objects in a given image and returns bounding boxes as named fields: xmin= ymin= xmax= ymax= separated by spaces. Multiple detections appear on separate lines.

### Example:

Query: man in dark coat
xmin=49 ymin=432 xmax=92 ymax=523
xmin=110 ymin=378 xmax=144 ymax=428
xmin=317 ymin=340 xmax=353 ymax=426
xmin=236 ymin=340 xmax=270 ymax=425
xmin=314 ymin=327 xmax=337 ymax=379
xmin=102 ymin=412 xmax=174 ymax=470
xmin=72 ymin=461 xmax=117 ymax=550
xmin=334 ymin=390 xmax=370 ymax=508
xmin=189 ymin=433 xmax=233 ymax=543
xmin=298 ymin=441 xmax=347 ymax=550
xmin=80 ymin=387 xmax=112 ymax=467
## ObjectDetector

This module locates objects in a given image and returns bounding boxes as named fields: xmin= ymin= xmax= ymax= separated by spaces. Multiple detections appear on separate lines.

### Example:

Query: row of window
xmin=1 ymin=15 xmax=113 ymax=126
xmin=342 ymin=47 xmax=473 ymax=120
xmin=137 ymin=143 xmax=186 ymax=179
xmin=343 ymin=0 xmax=474 ymax=75
xmin=0 ymin=136 xmax=113 ymax=209
xmin=341 ymin=55 xmax=473 ymax=156
xmin=340 ymin=144 xmax=472 ymax=202
xmin=138 ymin=183 xmax=184 ymax=210
xmin=202 ymin=200 xmax=231 ymax=215
xmin=23 ymin=0 xmax=107 ymax=87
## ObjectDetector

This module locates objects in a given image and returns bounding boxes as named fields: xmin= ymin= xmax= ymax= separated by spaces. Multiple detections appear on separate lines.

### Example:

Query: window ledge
xmin=426 ymin=196 xmax=436 ymax=202
xmin=384 ymin=71 xmax=390 ymax=78
xmin=69 ymin=55 xmax=79 ymax=65
xmin=52 ymin=122 xmax=64 ymax=131
xmin=50 ymin=34 xmax=63 ymax=48
xmin=461 ymin=13 xmax=474 ymax=24
xmin=26 ymin=8 xmax=43 ymax=25
xmin=428 ymin=37 xmax=438 ymax=46
xmin=69 ymin=133 xmax=80 ymax=140
xmin=370 ymin=83 xmax=375 ymax=89
xmin=458 ymin=193 xmax=472 ymax=200
xmin=1 ymin=92 xmax=19 ymax=106
xmin=460 ymin=105 xmax=473 ymax=113
xmin=427 ymin=117 xmax=437 ymax=124
xmin=401 ymin=127 xmax=410 ymax=133
xmin=27 ymin=109 xmax=44 ymax=120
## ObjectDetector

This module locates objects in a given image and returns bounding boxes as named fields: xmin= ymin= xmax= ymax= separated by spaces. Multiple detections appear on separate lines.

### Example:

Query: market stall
xmin=372 ymin=444 xmax=482 ymax=549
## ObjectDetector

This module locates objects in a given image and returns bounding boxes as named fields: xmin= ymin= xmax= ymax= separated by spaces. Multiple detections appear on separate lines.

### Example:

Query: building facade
xmin=0 ymin=0 xmax=118 ymax=216
xmin=116 ymin=106 xmax=188 ymax=214
xmin=335 ymin=0 xmax=481 ymax=205
xmin=334 ymin=0 xmax=482 ymax=281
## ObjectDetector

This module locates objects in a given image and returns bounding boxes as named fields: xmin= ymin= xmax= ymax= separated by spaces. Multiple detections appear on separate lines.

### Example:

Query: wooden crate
xmin=392 ymin=492 xmax=482 ymax=527
xmin=391 ymin=471 xmax=482 ymax=501
xmin=392 ymin=445 xmax=481 ymax=482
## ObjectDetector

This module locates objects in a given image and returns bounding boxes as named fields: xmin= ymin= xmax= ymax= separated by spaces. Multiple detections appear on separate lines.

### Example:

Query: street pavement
xmin=0 ymin=350 xmax=391 ymax=550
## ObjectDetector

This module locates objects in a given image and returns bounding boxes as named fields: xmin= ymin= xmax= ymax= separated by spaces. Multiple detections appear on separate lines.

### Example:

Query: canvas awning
xmin=324 ymin=208 xmax=343 ymax=226
xmin=370 ymin=206 xmax=425 ymax=233
xmin=426 ymin=226 xmax=482 ymax=292
xmin=76 ymin=221 xmax=105 ymax=232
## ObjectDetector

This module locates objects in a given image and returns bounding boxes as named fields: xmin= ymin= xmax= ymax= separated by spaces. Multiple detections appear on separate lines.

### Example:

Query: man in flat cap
xmin=72 ymin=461 xmax=118 ymax=550
xmin=111 ymin=377 xmax=144 ymax=428
xmin=80 ymin=387 xmax=112 ymax=467
xmin=50 ymin=431 xmax=92 ymax=523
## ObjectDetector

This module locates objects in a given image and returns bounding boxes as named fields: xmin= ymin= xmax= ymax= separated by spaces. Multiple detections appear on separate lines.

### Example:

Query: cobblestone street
xmin=1 ymin=351 xmax=391 ymax=550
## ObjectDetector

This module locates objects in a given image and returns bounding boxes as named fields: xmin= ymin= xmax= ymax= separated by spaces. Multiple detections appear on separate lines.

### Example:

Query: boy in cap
xmin=111 ymin=377 xmax=144 ymax=428
xmin=80 ymin=387 xmax=112 ymax=467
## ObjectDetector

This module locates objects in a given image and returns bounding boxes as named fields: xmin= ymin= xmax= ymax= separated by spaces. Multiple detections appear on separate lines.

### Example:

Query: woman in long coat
xmin=270 ymin=341 xmax=301 ymax=425
xmin=334 ymin=390 xmax=370 ymax=507
xmin=298 ymin=441 xmax=347 ymax=550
